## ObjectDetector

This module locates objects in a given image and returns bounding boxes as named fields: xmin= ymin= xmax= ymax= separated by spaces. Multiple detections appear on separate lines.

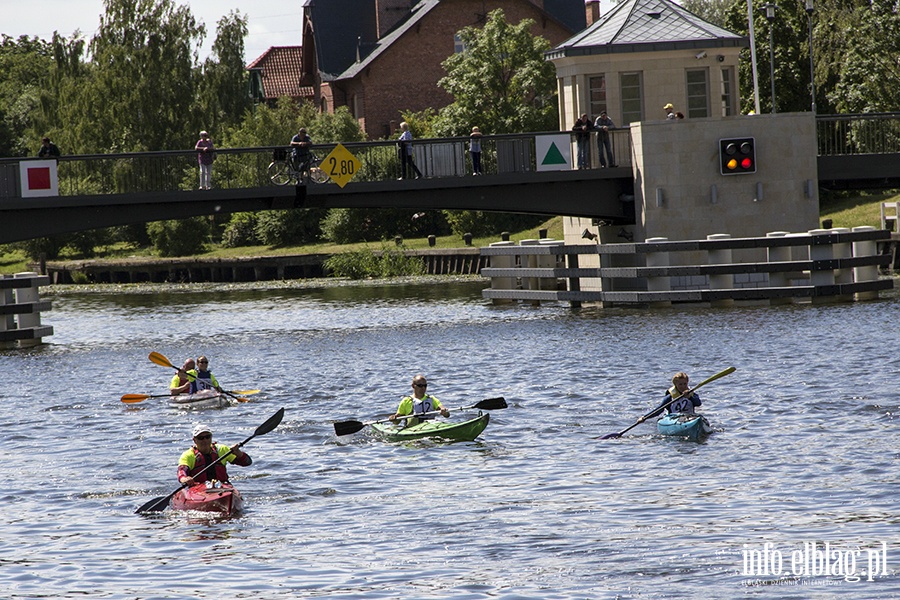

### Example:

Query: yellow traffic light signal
xmin=719 ymin=137 xmax=756 ymax=175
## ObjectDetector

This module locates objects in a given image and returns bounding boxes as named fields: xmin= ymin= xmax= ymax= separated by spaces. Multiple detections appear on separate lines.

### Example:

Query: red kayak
xmin=171 ymin=481 xmax=243 ymax=515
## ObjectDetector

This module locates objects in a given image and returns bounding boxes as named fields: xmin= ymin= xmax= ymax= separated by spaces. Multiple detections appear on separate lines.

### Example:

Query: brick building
xmin=247 ymin=46 xmax=315 ymax=106
xmin=300 ymin=0 xmax=586 ymax=139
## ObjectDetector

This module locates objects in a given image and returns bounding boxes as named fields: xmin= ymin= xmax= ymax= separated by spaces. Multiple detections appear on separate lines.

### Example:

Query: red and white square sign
xmin=19 ymin=160 xmax=59 ymax=197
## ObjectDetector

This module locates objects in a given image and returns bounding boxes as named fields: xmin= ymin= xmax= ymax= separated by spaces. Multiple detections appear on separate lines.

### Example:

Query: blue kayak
xmin=657 ymin=412 xmax=712 ymax=441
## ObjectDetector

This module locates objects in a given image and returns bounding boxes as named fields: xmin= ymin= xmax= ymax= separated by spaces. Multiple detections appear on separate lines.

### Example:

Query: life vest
xmin=184 ymin=445 xmax=231 ymax=483
xmin=398 ymin=394 xmax=440 ymax=425
xmin=190 ymin=369 xmax=217 ymax=393
xmin=666 ymin=386 xmax=697 ymax=414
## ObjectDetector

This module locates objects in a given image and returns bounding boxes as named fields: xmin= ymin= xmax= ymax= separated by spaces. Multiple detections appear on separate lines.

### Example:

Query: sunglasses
xmin=195 ymin=433 xmax=212 ymax=440
xmin=413 ymin=383 xmax=427 ymax=388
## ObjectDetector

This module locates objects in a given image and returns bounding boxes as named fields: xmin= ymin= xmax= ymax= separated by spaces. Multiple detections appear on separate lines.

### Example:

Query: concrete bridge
xmin=0 ymin=113 xmax=898 ymax=244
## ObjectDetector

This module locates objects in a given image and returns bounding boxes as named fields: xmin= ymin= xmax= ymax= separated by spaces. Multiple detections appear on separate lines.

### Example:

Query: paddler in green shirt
xmin=388 ymin=374 xmax=450 ymax=426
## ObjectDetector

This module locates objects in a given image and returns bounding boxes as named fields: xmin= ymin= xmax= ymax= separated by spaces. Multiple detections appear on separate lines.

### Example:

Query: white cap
xmin=192 ymin=423 xmax=211 ymax=438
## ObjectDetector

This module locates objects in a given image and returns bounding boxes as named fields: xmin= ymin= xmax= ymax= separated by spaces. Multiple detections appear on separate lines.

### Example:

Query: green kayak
xmin=370 ymin=412 xmax=490 ymax=442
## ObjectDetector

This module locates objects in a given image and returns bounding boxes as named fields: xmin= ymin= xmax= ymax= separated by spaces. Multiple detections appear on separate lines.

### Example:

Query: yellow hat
xmin=663 ymin=103 xmax=674 ymax=110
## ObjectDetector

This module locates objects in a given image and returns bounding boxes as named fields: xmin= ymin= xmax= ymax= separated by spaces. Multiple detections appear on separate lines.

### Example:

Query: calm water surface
xmin=1 ymin=277 xmax=899 ymax=599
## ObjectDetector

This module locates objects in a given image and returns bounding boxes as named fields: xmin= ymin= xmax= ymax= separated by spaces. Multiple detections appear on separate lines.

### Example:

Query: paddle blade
xmin=333 ymin=420 xmax=366 ymax=436
xmin=148 ymin=351 xmax=175 ymax=369
xmin=229 ymin=390 xmax=260 ymax=396
xmin=135 ymin=494 xmax=171 ymax=514
xmin=598 ymin=432 xmax=622 ymax=440
xmin=254 ymin=407 xmax=285 ymax=438
xmin=121 ymin=394 xmax=151 ymax=403
xmin=474 ymin=397 xmax=507 ymax=411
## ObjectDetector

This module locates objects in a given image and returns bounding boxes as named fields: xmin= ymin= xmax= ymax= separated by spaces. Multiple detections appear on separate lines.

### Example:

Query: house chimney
xmin=585 ymin=0 xmax=601 ymax=26
xmin=376 ymin=0 xmax=412 ymax=38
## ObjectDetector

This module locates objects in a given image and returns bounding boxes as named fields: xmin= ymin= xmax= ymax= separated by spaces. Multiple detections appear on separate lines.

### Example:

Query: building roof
xmin=546 ymin=0 xmax=748 ymax=59
xmin=306 ymin=0 xmax=586 ymax=82
xmin=246 ymin=46 xmax=314 ymax=100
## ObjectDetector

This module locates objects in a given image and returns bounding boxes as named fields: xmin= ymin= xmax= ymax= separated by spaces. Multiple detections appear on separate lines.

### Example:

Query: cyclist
xmin=290 ymin=127 xmax=313 ymax=180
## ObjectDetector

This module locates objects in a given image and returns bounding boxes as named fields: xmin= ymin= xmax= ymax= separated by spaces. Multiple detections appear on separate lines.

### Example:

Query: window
xmin=454 ymin=34 xmax=465 ymax=54
xmin=620 ymin=72 xmax=643 ymax=124
xmin=720 ymin=67 xmax=735 ymax=116
xmin=588 ymin=75 xmax=607 ymax=118
xmin=686 ymin=69 xmax=709 ymax=118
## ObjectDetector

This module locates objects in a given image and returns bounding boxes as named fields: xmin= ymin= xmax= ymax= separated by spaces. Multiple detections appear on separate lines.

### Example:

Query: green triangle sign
xmin=541 ymin=142 xmax=567 ymax=165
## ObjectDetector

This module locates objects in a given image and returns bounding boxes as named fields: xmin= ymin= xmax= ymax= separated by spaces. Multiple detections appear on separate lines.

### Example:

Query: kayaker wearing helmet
xmin=388 ymin=374 xmax=450 ymax=426
xmin=647 ymin=371 xmax=701 ymax=418
xmin=177 ymin=423 xmax=252 ymax=486
xmin=169 ymin=357 xmax=196 ymax=395
xmin=189 ymin=356 xmax=224 ymax=394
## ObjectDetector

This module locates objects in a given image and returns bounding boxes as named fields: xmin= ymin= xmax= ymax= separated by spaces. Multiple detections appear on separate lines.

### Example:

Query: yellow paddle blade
xmin=148 ymin=351 xmax=175 ymax=369
xmin=121 ymin=394 xmax=151 ymax=403
xmin=229 ymin=390 xmax=260 ymax=396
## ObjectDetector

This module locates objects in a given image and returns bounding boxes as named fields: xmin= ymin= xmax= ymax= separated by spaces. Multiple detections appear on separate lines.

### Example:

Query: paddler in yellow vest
xmin=647 ymin=371 xmax=701 ymax=418
xmin=169 ymin=358 xmax=196 ymax=395
xmin=388 ymin=374 xmax=450 ymax=426
xmin=177 ymin=423 xmax=251 ymax=486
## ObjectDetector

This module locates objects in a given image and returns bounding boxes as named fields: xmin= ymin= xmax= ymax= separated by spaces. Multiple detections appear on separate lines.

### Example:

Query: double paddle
xmin=147 ymin=351 xmax=255 ymax=403
xmin=134 ymin=407 xmax=285 ymax=514
xmin=599 ymin=366 xmax=735 ymax=440
xmin=333 ymin=397 xmax=507 ymax=436
xmin=120 ymin=390 xmax=261 ymax=404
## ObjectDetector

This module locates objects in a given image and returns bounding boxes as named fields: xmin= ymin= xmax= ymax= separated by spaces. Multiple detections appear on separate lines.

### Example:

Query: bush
xmin=147 ymin=217 xmax=211 ymax=257
xmin=321 ymin=208 xmax=450 ymax=244
xmin=221 ymin=213 xmax=261 ymax=247
xmin=442 ymin=210 xmax=545 ymax=237
xmin=254 ymin=209 xmax=325 ymax=246
xmin=323 ymin=244 xmax=426 ymax=279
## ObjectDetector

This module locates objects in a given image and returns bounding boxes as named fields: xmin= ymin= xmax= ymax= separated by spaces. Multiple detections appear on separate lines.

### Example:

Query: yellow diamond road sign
xmin=321 ymin=143 xmax=361 ymax=188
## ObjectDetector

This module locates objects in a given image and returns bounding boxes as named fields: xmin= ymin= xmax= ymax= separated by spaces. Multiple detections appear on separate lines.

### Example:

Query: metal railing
xmin=816 ymin=112 xmax=900 ymax=156
xmin=0 ymin=130 xmax=634 ymax=199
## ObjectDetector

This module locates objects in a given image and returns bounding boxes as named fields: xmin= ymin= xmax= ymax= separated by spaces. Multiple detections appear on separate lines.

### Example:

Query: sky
xmin=1 ymin=0 xmax=304 ymax=63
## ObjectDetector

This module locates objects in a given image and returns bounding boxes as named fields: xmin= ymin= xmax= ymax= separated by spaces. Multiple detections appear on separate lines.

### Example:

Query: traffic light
xmin=719 ymin=137 xmax=756 ymax=175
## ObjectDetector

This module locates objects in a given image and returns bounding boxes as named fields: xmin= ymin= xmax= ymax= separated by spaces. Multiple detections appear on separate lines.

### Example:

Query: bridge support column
xmin=519 ymin=239 xmax=541 ymax=305
xmin=830 ymin=227 xmax=853 ymax=302
xmin=645 ymin=237 xmax=671 ymax=308
xmin=707 ymin=233 xmax=734 ymax=307
xmin=766 ymin=231 xmax=792 ymax=305
xmin=852 ymin=226 xmax=880 ymax=301
xmin=488 ymin=241 xmax=516 ymax=305
xmin=14 ymin=272 xmax=45 ymax=348
xmin=808 ymin=229 xmax=837 ymax=304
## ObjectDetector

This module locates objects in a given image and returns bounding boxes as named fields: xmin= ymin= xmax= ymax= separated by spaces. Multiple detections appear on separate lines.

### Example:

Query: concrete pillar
xmin=707 ymin=233 xmax=734 ymax=307
xmin=538 ymin=239 xmax=563 ymax=291
xmin=766 ymin=231 xmax=792 ymax=305
xmin=519 ymin=239 xmax=541 ymax=296
xmin=645 ymin=237 xmax=671 ymax=307
xmin=0 ymin=276 xmax=14 ymax=349
xmin=488 ymin=241 xmax=517 ymax=304
xmin=830 ymin=227 xmax=853 ymax=302
xmin=808 ymin=229 xmax=837 ymax=304
xmin=851 ymin=225 xmax=880 ymax=301
xmin=14 ymin=272 xmax=42 ymax=348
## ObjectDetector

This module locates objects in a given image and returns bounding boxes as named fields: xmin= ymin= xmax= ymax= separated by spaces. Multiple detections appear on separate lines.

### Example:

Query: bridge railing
xmin=0 ymin=130 xmax=634 ymax=199
xmin=816 ymin=112 xmax=900 ymax=156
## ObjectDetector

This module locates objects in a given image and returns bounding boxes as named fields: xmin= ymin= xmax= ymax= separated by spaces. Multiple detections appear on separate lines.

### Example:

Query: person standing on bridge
xmin=397 ymin=122 xmax=422 ymax=180
xmin=38 ymin=136 xmax=60 ymax=159
xmin=593 ymin=111 xmax=616 ymax=168
xmin=573 ymin=114 xmax=592 ymax=170
xmin=291 ymin=127 xmax=313 ymax=182
xmin=469 ymin=126 xmax=483 ymax=175
xmin=195 ymin=131 xmax=215 ymax=190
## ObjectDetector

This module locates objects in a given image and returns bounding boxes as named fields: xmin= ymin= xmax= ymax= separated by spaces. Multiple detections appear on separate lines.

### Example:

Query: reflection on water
xmin=1 ymin=277 xmax=898 ymax=598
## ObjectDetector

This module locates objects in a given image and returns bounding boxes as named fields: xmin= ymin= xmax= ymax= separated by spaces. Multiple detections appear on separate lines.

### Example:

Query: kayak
xmin=168 ymin=389 xmax=229 ymax=409
xmin=370 ymin=412 xmax=490 ymax=442
xmin=657 ymin=412 xmax=712 ymax=441
xmin=171 ymin=481 xmax=243 ymax=515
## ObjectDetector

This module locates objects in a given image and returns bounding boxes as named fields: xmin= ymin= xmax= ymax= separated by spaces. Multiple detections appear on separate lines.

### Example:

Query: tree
xmin=196 ymin=11 xmax=251 ymax=133
xmin=0 ymin=35 xmax=56 ymax=156
xmin=434 ymin=9 xmax=557 ymax=136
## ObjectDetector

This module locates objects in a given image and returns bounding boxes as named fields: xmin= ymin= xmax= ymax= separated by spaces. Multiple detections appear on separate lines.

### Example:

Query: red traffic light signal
xmin=719 ymin=137 xmax=756 ymax=175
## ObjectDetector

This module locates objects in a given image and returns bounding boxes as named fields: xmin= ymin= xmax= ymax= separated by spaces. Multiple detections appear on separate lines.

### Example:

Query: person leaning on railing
xmin=290 ymin=127 xmax=312 ymax=172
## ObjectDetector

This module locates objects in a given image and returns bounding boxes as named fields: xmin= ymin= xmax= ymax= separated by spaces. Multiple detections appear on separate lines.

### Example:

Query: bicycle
xmin=267 ymin=148 xmax=329 ymax=185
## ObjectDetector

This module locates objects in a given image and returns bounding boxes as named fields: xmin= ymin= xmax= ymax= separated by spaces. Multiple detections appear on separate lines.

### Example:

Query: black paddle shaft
xmin=135 ymin=407 xmax=285 ymax=514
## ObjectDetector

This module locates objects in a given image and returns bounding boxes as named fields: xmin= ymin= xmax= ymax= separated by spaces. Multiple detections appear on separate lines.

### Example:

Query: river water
xmin=1 ymin=276 xmax=899 ymax=599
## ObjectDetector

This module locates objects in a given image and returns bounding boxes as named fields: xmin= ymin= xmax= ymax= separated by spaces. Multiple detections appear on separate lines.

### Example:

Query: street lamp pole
xmin=765 ymin=3 xmax=777 ymax=113
xmin=806 ymin=0 xmax=816 ymax=113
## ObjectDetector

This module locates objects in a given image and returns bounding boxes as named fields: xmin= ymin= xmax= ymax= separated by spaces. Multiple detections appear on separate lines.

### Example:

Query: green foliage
xmin=254 ymin=209 xmax=326 ymax=246
xmin=221 ymin=213 xmax=261 ymax=248
xmin=147 ymin=217 xmax=210 ymax=257
xmin=197 ymin=11 xmax=251 ymax=132
xmin=321 ymin=208 xmax=449 ymax=244
xmin=434 ymin=9 xmax=558 ymax=136
xmin=0 ymin=35 xmax=56 ymax=156
xmin=442 ymin=210 xmax=545 ymax=238
xmin=323 ymin=244 xmax=426 ymax=279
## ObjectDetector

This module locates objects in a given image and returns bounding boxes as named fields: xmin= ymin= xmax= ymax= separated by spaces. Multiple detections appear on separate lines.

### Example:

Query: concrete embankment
xmin=36 ymin=248 xmax=486 ymax=284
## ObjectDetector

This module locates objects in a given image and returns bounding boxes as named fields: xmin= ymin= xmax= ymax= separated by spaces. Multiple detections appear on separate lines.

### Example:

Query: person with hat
xmin=290 ymin=126 xmax=313 ymax=180
xmin=194 ymin=130 xmax=215 ymax=190
xmin=469 ymin=126 xmax=483 ymax=175
xmin=664 ymin=103 xmax=676 ymax=120
xmin=177 ymin=422 xmax=252 ymax=486
xmin=593 ymin=111 xmax=616 ymax=168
